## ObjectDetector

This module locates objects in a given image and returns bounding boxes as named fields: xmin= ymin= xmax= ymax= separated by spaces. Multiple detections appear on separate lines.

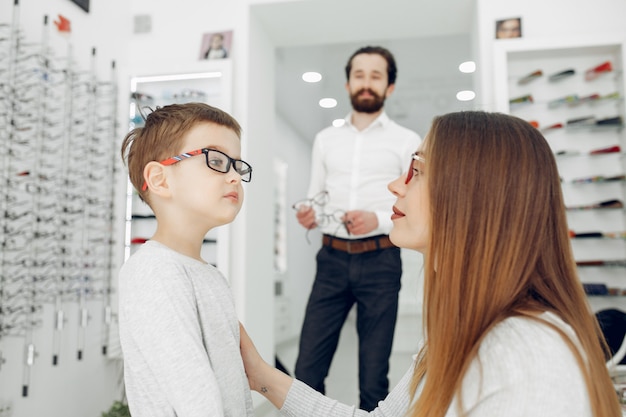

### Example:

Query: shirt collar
xmin=345 ymin=111 xmax=390 ymax=131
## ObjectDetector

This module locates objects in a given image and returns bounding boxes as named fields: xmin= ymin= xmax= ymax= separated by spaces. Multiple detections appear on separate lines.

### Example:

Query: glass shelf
xmin=577 ymin=260 xmax=626 ymax=267
xmin=570 ymin=175 xmax=626 ymax=184
xmin=570 ymin=231 xmax=626 ymax=239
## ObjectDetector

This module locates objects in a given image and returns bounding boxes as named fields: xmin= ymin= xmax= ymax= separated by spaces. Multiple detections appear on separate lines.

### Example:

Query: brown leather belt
xmin=322 ymin=234 xmax=396 ymax=254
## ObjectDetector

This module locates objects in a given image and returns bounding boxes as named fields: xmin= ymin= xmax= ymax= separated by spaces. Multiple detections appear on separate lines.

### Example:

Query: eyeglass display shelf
xmin=569 ymin=175 xmax=626 ymax=184
xmin=492 ymin=36 xmax=626 ymax=307
xmin=577 ymin=260 xmax=626 ymax=267
xmin=554 ymin=145 xmax=623 ymax=156
xmin=527 ymin=118 xmax=625 ymax=132
xmin=509 ymin=93 xmax=623 ymax=108
xmin=131 ymin=214 xmax=155 ymax=220
xmin=130 ymin=237 xmax=217 ymax=245
xmin=584 ymin=282 xmax=626 ymax=296
xmin=570 ymin=231 xmax=626 ymax=239
xmin=565 ymin=199 xmax=624 ymax=210
xmin=509 ymin=60 xmax=620 ymax=83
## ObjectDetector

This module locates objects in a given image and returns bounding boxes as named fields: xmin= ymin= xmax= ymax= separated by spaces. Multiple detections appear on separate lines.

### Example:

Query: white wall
xmin=274 ymin=116 xmax=319 ymax=341
xmin=0 ymin=1 xmax=130 ymax=416
xmin=475 ymin=0 xmax=626 ymax=109
xmin=239 ymin=2 xmax=278 ymax=375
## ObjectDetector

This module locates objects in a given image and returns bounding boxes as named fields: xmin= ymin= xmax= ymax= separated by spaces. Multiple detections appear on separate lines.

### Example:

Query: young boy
xmin=118 ymin=102 xmax=254 ymax=417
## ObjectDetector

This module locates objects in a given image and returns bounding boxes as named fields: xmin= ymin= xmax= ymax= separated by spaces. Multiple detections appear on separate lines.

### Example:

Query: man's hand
xmin=295 ymin=205 xmax=318 ymax=230
xmin=342 ymin=210 xmax=378 ymax=235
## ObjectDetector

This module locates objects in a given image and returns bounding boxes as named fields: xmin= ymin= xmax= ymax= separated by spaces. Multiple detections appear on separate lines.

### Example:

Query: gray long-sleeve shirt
xmin=118 ymin=240 xmax=254 ymax=417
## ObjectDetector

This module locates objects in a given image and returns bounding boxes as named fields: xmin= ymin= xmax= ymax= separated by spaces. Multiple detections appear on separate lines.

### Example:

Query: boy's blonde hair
xmin=121 ymin=102 xmax=242 ymax=205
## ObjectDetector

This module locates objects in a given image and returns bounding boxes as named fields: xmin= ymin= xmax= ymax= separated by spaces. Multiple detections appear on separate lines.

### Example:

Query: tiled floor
xmin=264 ymin=312 xmax=421 ymax=416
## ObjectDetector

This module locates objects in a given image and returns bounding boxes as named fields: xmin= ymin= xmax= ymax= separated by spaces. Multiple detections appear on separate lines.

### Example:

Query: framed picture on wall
xmin=199 ymin=30 xmax=233 ymax=60
xmin=495 ymin=17 xmax=522 ymax=39
xmin=70 ymin=0 xmax=90 ymax=13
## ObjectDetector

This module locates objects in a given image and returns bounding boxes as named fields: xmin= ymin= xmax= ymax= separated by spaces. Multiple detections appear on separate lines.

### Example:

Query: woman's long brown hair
xmin=408 ymin=111 xmax=620 ymax=416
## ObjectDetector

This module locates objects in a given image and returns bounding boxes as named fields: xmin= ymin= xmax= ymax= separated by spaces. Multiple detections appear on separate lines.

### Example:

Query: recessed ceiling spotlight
xmin=459 ymin=61 xmax=476 ymax=73
xmin=319 ymin=98 xmax=337 ymax=108
xmin=456 ymin=90 xmax=476 ymax=101
xmin=302 ymin=72 xmax=322 ymax=83
xmin=332 ymin=119 xmax=345 ymax=127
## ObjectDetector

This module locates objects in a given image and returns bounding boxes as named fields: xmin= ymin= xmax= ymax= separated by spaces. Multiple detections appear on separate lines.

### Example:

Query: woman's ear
xmin=143 ymin=162 xmax=171 ymax=197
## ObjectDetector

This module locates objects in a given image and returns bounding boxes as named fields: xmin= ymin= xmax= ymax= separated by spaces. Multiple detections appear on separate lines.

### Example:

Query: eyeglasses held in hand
xmin=405 ymin=153 xmax=426 ymax=184
xmin=291 ymin=190 xmax=329 ymax=211
xmin=291 ymin=190 xmax=349 ymax=244
xmin=141 ymin=148 xmax=253 ymax=191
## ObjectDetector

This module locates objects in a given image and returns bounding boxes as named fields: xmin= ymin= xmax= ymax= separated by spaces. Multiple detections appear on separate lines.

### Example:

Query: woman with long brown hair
xmin=240 ymin=111 xmax=622 ymax=417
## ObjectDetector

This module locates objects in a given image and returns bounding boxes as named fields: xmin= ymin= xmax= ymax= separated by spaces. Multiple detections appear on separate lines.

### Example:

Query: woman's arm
xmin=240 ymin=323 xmax=293 ymax=408
xmin=240 ymin=323 xmax=415 ymax=417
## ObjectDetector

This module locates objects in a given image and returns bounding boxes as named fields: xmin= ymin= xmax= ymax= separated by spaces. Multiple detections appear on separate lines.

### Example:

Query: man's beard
xmin=350 ymin=88 xmax=386 ymax=113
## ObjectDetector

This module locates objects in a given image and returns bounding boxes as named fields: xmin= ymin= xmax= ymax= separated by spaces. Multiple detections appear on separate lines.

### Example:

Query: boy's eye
xmin=237 ymin=165 xmax=252 ymax=175
xmin=208 ymin=157 xmax=226 ymax=169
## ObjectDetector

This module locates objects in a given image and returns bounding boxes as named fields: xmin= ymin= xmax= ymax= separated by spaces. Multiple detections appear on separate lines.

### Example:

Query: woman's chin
xmin=389 ymin=231 xmax=408 ymax=250
xmin=390 ymin=231 xmax=428 ymax=254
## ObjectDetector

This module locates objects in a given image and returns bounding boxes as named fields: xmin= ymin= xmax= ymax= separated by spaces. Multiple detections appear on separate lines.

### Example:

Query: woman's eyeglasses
xmin=141 ymin=148 xmax=253 ymax=190
xmin=405 ymin=153 xmax=426 ymax=184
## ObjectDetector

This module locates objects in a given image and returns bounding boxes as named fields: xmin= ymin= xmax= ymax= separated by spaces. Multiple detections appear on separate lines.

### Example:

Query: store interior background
xmin=0 ymin=0 xmax=625 ymax=416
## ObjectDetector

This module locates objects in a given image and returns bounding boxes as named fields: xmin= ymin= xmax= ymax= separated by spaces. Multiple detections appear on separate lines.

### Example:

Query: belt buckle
xmin=345 ymin=240 xmax=355 ymax=254
xmin=345 ymin=240 xmax=364 ymax=254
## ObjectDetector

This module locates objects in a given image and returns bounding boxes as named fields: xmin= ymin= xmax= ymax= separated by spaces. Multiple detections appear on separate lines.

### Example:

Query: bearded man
xmin=294 ymin=45 xmax=422 ymax=412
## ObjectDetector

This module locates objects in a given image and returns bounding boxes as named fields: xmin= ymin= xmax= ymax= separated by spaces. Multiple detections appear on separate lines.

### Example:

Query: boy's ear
xmin=143 ymin=162 xmax=171 ymax=197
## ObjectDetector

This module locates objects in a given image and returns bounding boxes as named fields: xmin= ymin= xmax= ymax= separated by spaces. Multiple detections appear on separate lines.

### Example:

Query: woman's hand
xmin=240 ymin=323 xmax=293 ymax=409
xmin=239 ymin=322 xmax=267 ymax=392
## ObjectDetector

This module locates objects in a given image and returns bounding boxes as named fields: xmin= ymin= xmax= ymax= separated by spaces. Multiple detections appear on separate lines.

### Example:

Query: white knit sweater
xmin=281 ymin=312 xmax=592 ymax=417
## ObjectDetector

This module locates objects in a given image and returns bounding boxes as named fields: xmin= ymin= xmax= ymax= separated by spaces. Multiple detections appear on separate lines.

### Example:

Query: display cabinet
xmin=493 ymin=36 xmax=626 ymax=311
xmin=124 ymin=59 xmax=233 ymax=275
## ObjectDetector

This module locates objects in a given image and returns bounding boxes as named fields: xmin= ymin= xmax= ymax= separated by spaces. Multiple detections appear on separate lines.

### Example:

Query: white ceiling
xmin=252 ymin=0 xmax=475 ymax=47
xmin=251 ymin=0 xmax=476 ymax=141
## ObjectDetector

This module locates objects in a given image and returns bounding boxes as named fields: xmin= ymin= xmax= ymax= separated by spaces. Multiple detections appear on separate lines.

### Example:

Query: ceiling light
xmin=332 ymin=119 xmax=345 ymax=127
xmin=130 ymin=72 xmax=222 ymax=91
xmin=458 ymin=61 xmax=476 ymax=73
xmin=456 ymin=90 xmax=476 ymax=101
xmin=319 ymin=98 xmax=337 ymax=108
xmin=302 ymin=72 xmax=322 ymax=83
